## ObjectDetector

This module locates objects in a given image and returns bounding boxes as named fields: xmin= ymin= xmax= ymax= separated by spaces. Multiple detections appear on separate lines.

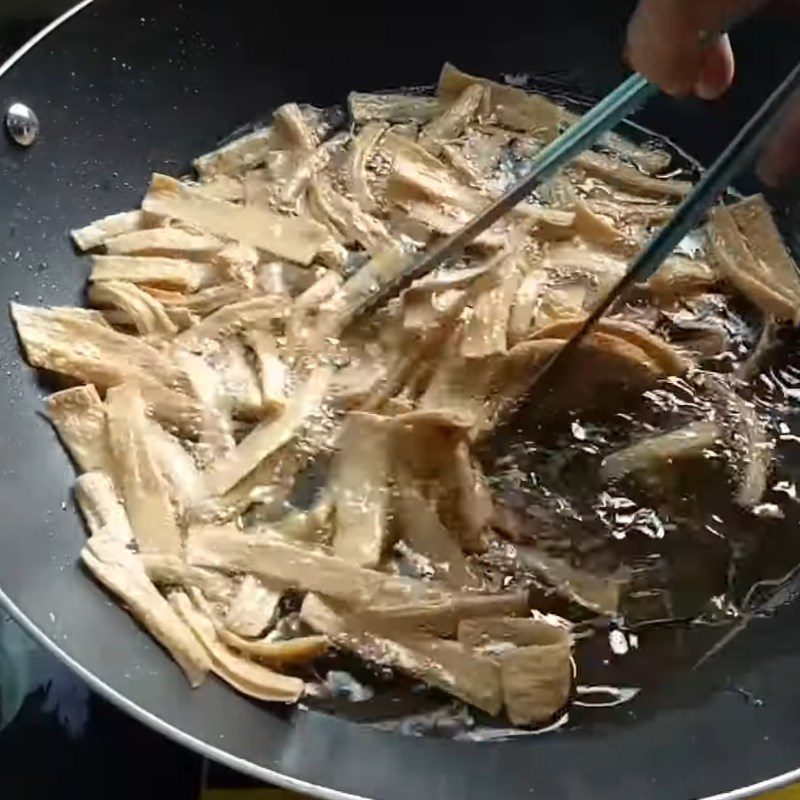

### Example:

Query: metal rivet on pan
xmin=5 ymin=102 xmax=39 ymax=147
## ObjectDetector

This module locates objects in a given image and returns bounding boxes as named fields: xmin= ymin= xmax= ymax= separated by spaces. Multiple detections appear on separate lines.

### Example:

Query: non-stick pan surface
xmin=1 ymin=2 xmax=800 ymax=798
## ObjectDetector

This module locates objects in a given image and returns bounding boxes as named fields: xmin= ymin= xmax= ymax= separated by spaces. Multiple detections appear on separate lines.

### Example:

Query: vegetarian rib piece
xmin=11 ymin=303 xmax=201 ymax=433
xmin=708 ymin=203 xmax=800 ymax=322
xmin=46 ymin=385 xmax=111 ymax=474
xmin=224 ymin=575 xmax=283 ymax=639
xmin=89 ymin=280 xmax=178 ymax=337
xmin=106 ymin=383 xmax=183 ymax=556
xmin=330 ymin=412 xmax=394 ymax=568
xmin=437 ymin=62 xmax=562 ymax=141
xmin=82 ymin=536 xmax=212 ymax=687
xmin=498 ymin=622 xmax=572 ymax=725
xmin=170 ymin=591 xmax=304 ymax=702
xmin=301 ymin=593 xmax=503 ymax=715
xmin=188 ymin=525 xmax=447 ymax=609
xmin=218 ymin=629 xmax=329 ymax=665
xmin=75 ymin=472 xmax=209 ymax=686
xmin=71 ymin=209 xmax=155 ymax=251
xmin=202 ymin=364 xmax=332 ymax=497
xmin=103 ymin=228 xmax=221 ymax=260
xmin=74 ymin=471 xmax=133 ymax=543
xmin=601 ymin=421 xmax=721 ymax=482
xmin=91 ymin=255 xmax=220 ymax=292
xmin=142 ymin=173 xmax=332 ymax=265
xmin=348 ymin=92 xmax=440 ymax=124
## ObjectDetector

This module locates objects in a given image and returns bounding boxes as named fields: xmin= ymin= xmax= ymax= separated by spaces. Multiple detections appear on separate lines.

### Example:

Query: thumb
xmin=627 ymin=0 xmax=767 ymax=98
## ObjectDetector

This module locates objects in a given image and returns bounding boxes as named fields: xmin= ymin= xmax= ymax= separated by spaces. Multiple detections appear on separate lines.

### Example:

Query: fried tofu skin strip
xmin=309 ymin=174 xmax=394 ymax=252
xmin=301 ymin=593 xmax=502 ymax=714
xmin=46 ymin=385 xmax=111 ymax=474
xmin=273 ymin=102 xmax=318 ymax=151
xmin=708 ymin=204 xmax=800 ymax=323
xmin=11 ymin=303 xmax=200 ymax=433
xmin=224 ymin=574 xmax=283 ymax=638
xmin=75 ymin=477 xmax=209 ymax=689
xmin=499 ymin=623 xmax=572 ymax=725
xmin=516 ymin=545 xmax=626 ymax=616
xmin=439 ymin=439 xmax=493 ymax=553
xmin=361 ymin=590 xmax=529 ymax=637
xmin=390 ymin=199 xmax=506 ymax=250
xmin=348 ymin=92 xmax=440 ymax=124
xmin=461 ymin=253 xmax=521 ymax=358
xmin=729 ymin=195 xmax=800 ymax=300
xmin=531 ymin=317 xmax=690 ymax=375
xmin=572 ymin=200 xmax=625 ymax=248
xmin=218 ymin=629 xmax=329 ymax=664
xmin=75 ymin=471 xmax=133 ymax=543
xmin=106 ymin=383 xmax=183 ymax=556
xmin=243 ymin=329 xmax=288 ymax=414
xmin=646 ymin=256 xmax=716 ymax=298
xmin=11 ymin=303 xmax=187 ymax=389
xmin=91 ymin=255 xmax=220 ymax=292
xmin=420 ymin=83 xmax=485 ymax=155
xmin=202 ymin=364 xmax=332 ymax=497
xmin=82 ymin=537 xmax=212 ymax=687
xmin=142 ymin=174 xmax=332 ymax=265
xmin=170 ymin=592 xmax=304 ymax=702
xmin=71 ymin=210 xmax=155 ymax=251
xmin=195 ymin=174 xmax=245 ymax=203
xmin=173 ymin=296 xmax=283 ymax=350
xmin=193 ymin=127 xmax=274 ymax=178
xmin=394 ymin=465 xmax=478 ymax=589
xmin=141 ymin=553 xmax=235 ymax=606
xmin=601 ymin=421 xmax=721 ymax=483
xmin=437 ymin=63 xmax=561 ymax=141
xmin=457 ymin=616 xmax=564 ymax=650
xmin=188 ymin=526 xmax=446 ymax=608
xmin=104 ymin=228 xmax=221 ymax=261
xmin=330 ymin=413 xmax=394 ymax=568
xmin=89 ymin=281 xmax=179 ymax=337
xmin=509 ymin=270 xmax=546 ymax=343
xmin=573 ymin=151 xmax=692 ymax=199
xmin=143 ymin=417 xmax=204 ymax=511
xmin=142 ymin=283 xmax=249 ymax=317
xmin=347 ymin=121 xmax=388 ymax=213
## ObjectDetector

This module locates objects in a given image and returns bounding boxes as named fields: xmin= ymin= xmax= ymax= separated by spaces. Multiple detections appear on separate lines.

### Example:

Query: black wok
xmin=1 ymin=2 xmax=800 ymax=798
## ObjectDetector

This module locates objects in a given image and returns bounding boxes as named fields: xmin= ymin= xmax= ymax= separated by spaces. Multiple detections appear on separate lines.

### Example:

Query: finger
xmin=695 ymin=35 xmax=736 ymax=100
xmin=757 ymin=101 xmax=800 ymax=186
xmin=626 ymin=0 xmax=766 ymax=97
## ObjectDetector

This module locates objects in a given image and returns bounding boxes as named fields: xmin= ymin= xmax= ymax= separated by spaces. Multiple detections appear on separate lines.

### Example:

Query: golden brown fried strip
xmin=106 ymin=383 xmax=183 ymax=556
xmin=301 ymin=593 xmax=503 ymax=714
xmin=188 ymin=525 xmax=447 ymax=608
xmin=330 ymin=412 xmax=395 ymax=568
xmin=142 ymin=173 xmax=332 ymax=265
xmin=170 ymin=591 xmax=304 ymax=702
xmin=46 ymin=385 xmax=111 ymax=474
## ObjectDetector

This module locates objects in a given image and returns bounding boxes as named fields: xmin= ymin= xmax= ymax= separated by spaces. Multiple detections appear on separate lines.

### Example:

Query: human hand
xmin=626 ymin=0 xmax=800 ymax=185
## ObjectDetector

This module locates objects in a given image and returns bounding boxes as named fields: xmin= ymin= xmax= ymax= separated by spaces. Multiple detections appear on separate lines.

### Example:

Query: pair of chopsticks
xmin=359 ymin=63 xmax=800 ymax=396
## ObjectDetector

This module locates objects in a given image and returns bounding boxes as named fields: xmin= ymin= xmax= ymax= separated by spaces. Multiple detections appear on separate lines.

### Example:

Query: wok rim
xmin=0 ymin=5 xmax=797 ymax=800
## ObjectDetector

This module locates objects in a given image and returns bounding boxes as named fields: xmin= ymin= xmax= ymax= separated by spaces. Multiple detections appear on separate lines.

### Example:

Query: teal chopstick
xmin=528 ymin=60 xmax=800 ymax=394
